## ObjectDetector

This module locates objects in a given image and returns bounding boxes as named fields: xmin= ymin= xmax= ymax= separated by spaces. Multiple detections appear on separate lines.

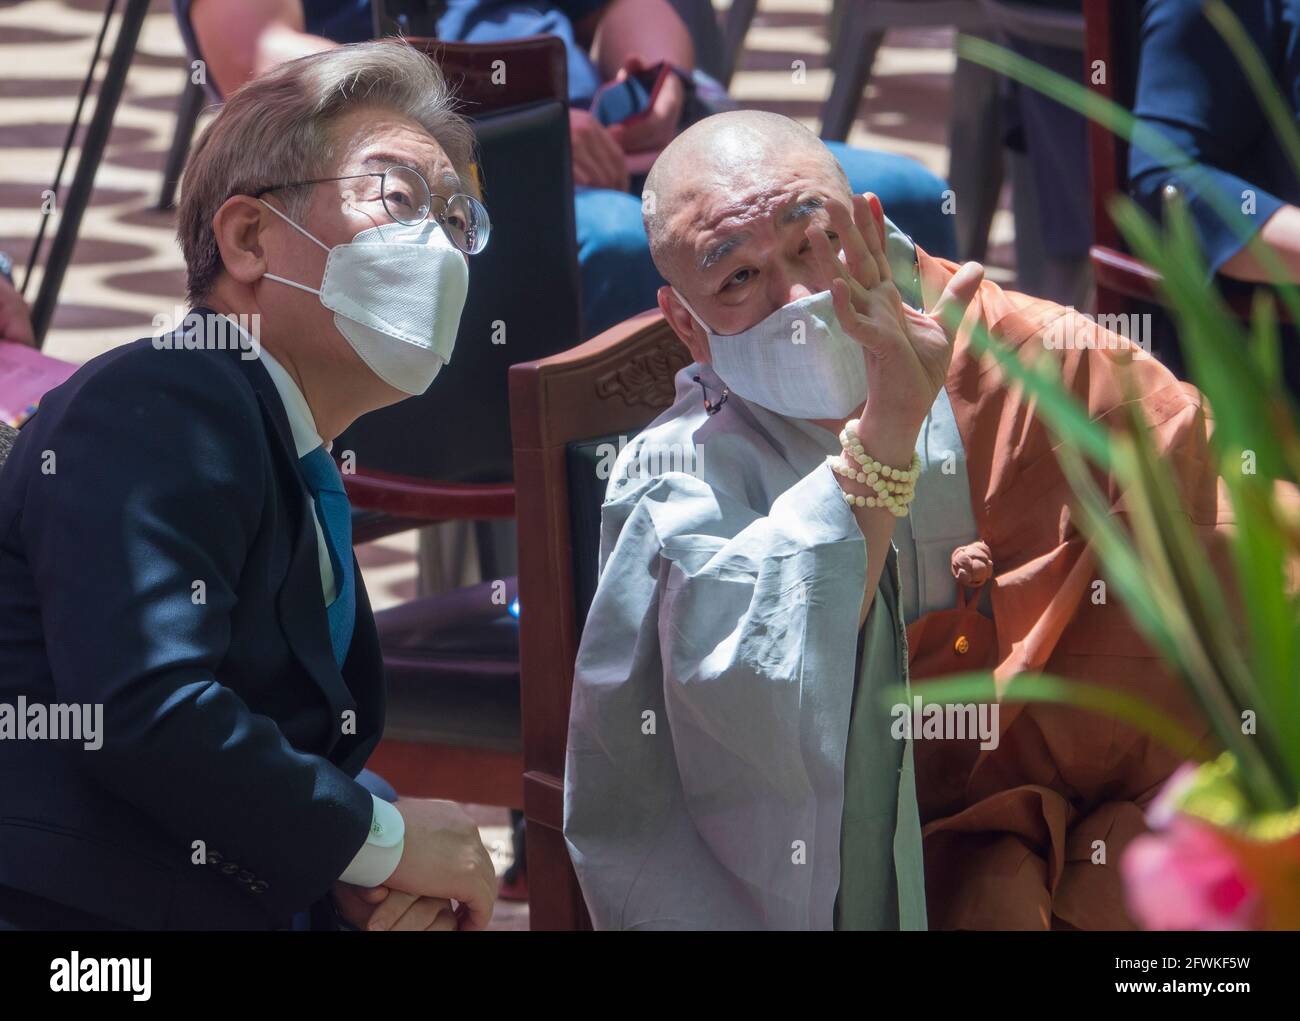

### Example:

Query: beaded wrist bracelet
xmin=829 ymin=418 xmax=921 ymax=518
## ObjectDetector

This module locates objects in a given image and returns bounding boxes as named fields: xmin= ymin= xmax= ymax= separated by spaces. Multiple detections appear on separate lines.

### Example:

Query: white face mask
xmin=675 ymin=289 xmax=868 ymax=419
xmin=261 ymin=201 xmax=469 ymax=396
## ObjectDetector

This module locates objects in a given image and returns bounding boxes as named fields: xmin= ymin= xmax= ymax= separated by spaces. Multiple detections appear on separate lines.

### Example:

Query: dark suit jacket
xmin=0 ymin=315 xmax=384 ymax=929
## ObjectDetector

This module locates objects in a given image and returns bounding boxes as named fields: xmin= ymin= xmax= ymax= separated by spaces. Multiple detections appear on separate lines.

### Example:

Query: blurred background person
xmin=995 ymin=0 xmax=1091 ymax=307
xmin=1130 ymin=0 xmax=1300 ymax=388
xmin=182 ymin=0 xmax=958 ymax=339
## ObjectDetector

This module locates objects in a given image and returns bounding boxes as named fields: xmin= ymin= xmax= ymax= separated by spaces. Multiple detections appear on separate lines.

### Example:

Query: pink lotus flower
xmin=1122 ymin=816 xmax=1260 ymax=930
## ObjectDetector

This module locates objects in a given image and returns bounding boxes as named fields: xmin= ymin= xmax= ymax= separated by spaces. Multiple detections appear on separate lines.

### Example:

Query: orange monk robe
xmin=905 ymin=249 xmax=1229 ymax=930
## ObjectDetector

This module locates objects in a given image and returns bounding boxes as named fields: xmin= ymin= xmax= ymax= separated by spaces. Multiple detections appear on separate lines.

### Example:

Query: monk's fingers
xmin=823 ymin=197 xmax=875 ymax=288
xmin=809 ymin=224 xmax=857 ymax=299
xmin=832 ymin=278 xmax=894 ymax=357
xmin=929 ymin=261 xmax=985 ymax=341
xmin=856 ymin=192 xmax=892 ymax=285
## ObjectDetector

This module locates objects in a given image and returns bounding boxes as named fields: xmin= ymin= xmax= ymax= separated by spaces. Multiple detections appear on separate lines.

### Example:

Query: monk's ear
xmin=658 ymin=286 xmax=710 ymax=364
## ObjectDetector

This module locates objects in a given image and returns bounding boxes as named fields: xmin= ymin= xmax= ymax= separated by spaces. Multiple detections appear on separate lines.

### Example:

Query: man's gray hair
xmin=178 ymin=40 xmax=476 ymax=302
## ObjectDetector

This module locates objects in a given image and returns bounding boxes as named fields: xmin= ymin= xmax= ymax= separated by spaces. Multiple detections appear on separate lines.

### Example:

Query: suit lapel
xmin=209 ymin=318 xmax=361 ymax=753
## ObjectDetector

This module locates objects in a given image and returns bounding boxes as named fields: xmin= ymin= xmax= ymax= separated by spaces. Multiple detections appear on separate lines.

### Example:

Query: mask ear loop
xmin=671 ymin=288 xmax=714 ymax=334
xmin=672 ymin=290 xmax=730 ymax=415
xmin=259 ymin=199 xmax=331 ymax=295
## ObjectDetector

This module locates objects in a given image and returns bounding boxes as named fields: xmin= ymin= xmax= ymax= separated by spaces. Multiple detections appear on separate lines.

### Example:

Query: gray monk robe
xmin=563 ymin=374 xmax=926 ymax=930
xmin=564 ymin=226 xmax=977 ymax=930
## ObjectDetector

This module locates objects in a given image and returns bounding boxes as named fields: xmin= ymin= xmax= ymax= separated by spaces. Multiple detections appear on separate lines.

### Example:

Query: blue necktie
xmin=298 ymin=446 xmax=355 ymax=668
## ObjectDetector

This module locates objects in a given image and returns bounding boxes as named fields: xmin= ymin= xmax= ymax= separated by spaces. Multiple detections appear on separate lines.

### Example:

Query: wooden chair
xmin=347 ymin=35 xmax=580 ymax=810
xmin=508 ymin=311 xmax=690 ymax=930
xmin=1083 ymin=0 xmax=1163 ymax=316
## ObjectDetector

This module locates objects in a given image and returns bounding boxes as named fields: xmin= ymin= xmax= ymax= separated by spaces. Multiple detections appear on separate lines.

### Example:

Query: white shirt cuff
xmin=338 ymin=794 xmax=405 ymax=887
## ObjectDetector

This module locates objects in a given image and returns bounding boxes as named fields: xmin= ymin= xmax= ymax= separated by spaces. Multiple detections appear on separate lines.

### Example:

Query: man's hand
xmin=605 ymin=55 xmax=684 ymax=155
xmin=332 ymin=882 xmax=458 ymax=931
xmin=569 ymin=109 xmax=631 ymax=192
xmin=383 ymin=799 xmax=497 ymax=931
xmin=808 ymin=192 xmax=982 ymax=460
xmin=0 ymin=274 xmax=35 ymax=347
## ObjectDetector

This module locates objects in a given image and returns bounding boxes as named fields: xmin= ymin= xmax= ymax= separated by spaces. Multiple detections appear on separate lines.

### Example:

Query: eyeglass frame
xmin=252 ymin=165 xmax=489 ymax=254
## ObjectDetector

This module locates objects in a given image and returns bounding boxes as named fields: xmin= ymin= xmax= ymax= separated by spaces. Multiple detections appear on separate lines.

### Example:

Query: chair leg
xmin=820 ymin=8 xmax=884 ymax=142
xmin=29 ymin=0 xmax=150 ymax=346
xmin=827 ymin=0 xmax=850 ymax=65
xmin=947 ymin=35 xmax=1004 ymax=263
xmin=157 ymin=75 xmax=204 ymax=211
xmin=719 ymin=0 xmax=761 ymax=88
xmin=526 ymin=820 xmax=590 ymax=929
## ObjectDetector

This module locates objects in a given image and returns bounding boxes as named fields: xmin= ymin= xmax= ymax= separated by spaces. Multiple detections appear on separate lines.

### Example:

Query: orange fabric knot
xmin=950 ymin=540 xmax=993 ymax=587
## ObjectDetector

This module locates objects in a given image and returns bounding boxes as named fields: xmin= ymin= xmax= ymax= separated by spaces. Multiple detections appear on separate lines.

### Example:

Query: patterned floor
xmin=0 ymin=0 xmax=1016 ymax=930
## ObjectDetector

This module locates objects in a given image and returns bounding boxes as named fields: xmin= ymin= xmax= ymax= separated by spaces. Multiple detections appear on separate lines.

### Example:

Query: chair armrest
xmin=1090 ymin=244 xmax=1163 ymax=302
xmin=1091 ymin=244 xmax=1294 ymax=324
xmin=344 ymin=466 xmax=515 ymax=522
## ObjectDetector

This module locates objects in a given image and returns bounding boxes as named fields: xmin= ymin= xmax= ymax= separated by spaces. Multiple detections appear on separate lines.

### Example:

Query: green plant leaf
xmin=884 ymin=672 xmax=1208 ymax=761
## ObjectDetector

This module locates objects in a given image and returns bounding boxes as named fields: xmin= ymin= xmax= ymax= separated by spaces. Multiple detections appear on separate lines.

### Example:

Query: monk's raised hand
xmin=810 ymin=192 xmax=983 ymax=438
xmin=811 ymin=193 xmax=903 ymax=320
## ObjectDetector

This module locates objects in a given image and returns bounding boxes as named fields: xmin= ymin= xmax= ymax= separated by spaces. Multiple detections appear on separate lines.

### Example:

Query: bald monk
xmin=563 ymin=111 xmax=1223 ymax=930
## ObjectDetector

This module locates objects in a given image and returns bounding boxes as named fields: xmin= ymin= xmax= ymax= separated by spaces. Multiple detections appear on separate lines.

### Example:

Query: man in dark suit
xmin=0 ymin=40 xmax=496 ymax=930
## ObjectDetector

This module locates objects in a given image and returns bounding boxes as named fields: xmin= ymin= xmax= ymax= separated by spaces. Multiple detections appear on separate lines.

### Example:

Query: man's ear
xmin=211 ymin=194 xmax=270 ymax=286
xmin=657 ymin=286 xmax=710 ymax=364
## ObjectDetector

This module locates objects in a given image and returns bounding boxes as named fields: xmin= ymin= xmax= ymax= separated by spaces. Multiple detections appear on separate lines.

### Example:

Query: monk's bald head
xmin=643 ymin=110 xmax=850 ymax=285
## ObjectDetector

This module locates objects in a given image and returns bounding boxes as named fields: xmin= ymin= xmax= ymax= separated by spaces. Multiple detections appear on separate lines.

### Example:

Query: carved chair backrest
xmin=508 ymin=311 xmax=690 ymax=929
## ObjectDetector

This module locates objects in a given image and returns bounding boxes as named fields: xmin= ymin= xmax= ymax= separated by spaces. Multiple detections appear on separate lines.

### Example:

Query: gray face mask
xmin=260 ymin=202 xmax=469 ymax=396
xmin=676 ymin=287 xmax=869 ymax=419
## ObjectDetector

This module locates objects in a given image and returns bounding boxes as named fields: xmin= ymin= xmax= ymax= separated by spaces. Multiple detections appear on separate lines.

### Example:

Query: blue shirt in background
xmin=1129 ymin=0 xmax=1300 ymax=274
xmin=300 ymin=0 xmax=608 ymax=103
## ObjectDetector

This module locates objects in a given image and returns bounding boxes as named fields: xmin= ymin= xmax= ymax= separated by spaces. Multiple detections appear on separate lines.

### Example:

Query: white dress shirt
xmin=254 ymin=339 xmax=405 ymax=889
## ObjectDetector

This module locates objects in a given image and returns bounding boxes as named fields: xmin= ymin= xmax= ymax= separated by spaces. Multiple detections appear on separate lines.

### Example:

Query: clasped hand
xmin=333 ymin=797 xmax=498 ymax=932
xmin=333 ymin=881 xmax=459 ymax=932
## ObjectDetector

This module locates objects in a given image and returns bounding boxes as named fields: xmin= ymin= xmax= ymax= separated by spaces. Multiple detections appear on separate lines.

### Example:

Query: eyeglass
xmin=254 ymin=164 xmax=491 ymax=255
